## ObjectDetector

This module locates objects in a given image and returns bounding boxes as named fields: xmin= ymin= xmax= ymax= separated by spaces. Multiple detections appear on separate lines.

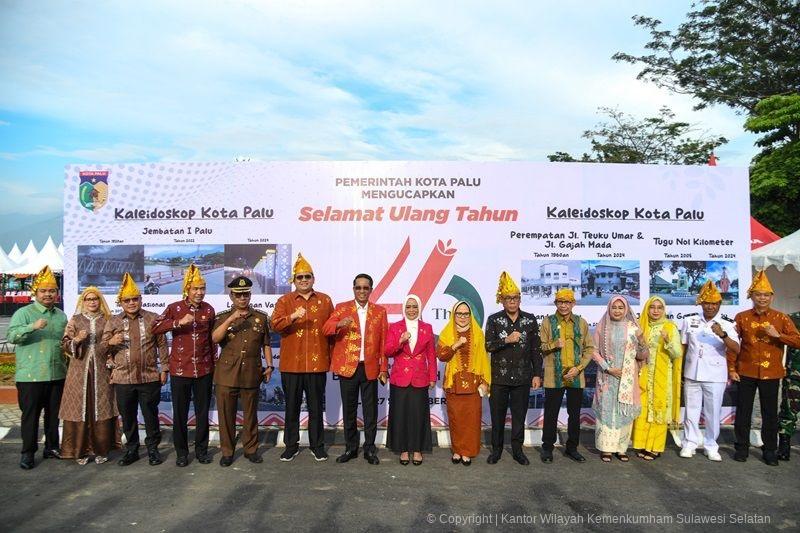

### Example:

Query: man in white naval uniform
xmin=679 ymin=280 xmax=740 ymax=461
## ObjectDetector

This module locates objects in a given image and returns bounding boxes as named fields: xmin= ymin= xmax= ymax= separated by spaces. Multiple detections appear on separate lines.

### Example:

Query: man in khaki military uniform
xmin=212 ymin=276 xmax=274 ymax=466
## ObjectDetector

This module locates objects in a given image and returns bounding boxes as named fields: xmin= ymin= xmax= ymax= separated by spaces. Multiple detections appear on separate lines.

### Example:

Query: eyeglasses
xmin=454 ymin=312 xmax=470 ymax=318
xmin=503 ymin=296 xmax=520 ymax=302
xmin=84 ymin=297 xmax=100 ymax=302
xmin=121 ymin=297 xmax=140 ymax=304
xmin=233 ymin=292 xmax=251 ymax=298
xmin=555 ymin=300 xmax=573 ymax=305
xmin=295 ymin=274 xmax=313 ymax=280
xmin=353 ymin=286 xmax=371 ymax=291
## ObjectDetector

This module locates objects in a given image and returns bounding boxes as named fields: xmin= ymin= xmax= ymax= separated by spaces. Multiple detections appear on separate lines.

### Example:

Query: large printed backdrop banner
xmin=63 ymin=162 xmax=751 ymax=429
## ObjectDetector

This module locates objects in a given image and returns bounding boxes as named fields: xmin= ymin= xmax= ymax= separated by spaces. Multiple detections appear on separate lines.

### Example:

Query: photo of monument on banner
xmin=143 ymin=245 xmax=225 ymax=294
xmin=649 ymin=260 xmax=739 ymax=305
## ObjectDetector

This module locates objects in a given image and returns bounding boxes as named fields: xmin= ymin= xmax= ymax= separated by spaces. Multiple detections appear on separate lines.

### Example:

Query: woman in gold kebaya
xmin=437 ymin=301 xmax=491 ymax=465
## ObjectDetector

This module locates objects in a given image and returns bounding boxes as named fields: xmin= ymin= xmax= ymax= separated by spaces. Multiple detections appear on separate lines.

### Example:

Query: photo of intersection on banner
xmin=63 ymin=162 xmax=750 ymax=429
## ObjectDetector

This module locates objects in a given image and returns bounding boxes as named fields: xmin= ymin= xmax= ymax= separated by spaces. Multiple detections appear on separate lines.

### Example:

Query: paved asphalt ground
xmin=2 ymin=429 xmax=798 ymax=532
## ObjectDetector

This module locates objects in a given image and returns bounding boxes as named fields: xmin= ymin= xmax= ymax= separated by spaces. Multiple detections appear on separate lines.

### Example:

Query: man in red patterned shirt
xmin=152 ymin=264 xmax=216 ymax=467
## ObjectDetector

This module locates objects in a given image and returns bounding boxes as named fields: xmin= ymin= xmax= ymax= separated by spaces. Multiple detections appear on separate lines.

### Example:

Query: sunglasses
xmin=295 ymin=274 xmax=313 ymax=280
xmin=233 ymin=292 xmax=251 ymax=298
xmin=353 ymin=285 xmax=372 ymax=291
xmin=121 ymin=297 xmax=140 ymax=304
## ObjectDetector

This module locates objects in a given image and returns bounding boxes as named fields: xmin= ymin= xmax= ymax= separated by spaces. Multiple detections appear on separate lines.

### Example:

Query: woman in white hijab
xmin=385 ymin=295 xmax=437 ymax=465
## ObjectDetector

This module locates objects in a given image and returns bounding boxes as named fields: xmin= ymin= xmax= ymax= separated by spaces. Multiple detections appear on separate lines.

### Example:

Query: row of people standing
xmin=8 ymin=260 xmax=800 ymax=470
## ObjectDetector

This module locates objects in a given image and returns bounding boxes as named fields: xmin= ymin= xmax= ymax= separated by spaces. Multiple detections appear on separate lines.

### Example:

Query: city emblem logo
xmin=78 ymin=171 xmax=109 ymax=212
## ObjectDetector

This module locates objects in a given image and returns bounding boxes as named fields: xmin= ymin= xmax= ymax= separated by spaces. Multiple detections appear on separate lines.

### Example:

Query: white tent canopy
xmin=24 ymin=236 xmax=63 ymax=273
xmin=751 ymin=228 xmax=800 ymax=271
xmin=19 ymin=240 xmax=38 ymax=265
xmin=8 ymin=243 xmax=22 ymax=263
xmin=0 ymin=246 xmax=20 ymax=272
xmin=751 ymin=228 xmax=800 ymax=314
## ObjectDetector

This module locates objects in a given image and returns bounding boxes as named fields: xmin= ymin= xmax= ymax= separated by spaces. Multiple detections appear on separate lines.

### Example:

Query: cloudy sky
xmin=0 ymin=0 xmax=758 ymax=230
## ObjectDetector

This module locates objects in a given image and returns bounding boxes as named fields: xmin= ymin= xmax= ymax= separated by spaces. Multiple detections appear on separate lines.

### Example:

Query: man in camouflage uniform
xmin=777 ymin=311 xmax=800 ymax=460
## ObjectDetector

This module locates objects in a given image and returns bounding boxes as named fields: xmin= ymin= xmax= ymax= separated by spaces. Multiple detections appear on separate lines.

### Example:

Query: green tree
xmin=547 ymin=106 xmax=726 ymax=164
xmin=744 ymin=94 xmax=800 ymax=235
xmin=612 ymin=0 xmax=800 ymax=113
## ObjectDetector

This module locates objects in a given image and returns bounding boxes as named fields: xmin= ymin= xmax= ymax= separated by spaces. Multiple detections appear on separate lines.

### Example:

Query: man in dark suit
xmin=323 ymin=274 xmax=388 ymax=465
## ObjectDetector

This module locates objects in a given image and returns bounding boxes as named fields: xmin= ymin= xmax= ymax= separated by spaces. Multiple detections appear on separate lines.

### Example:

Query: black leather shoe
xmin=487 ymin=450 xmax=502 ymax=464
xmin=175 ymin=455 xmax=188 ymax=467
xmin=19 ymin=454 xmax=35 ymax=470
xmin=451 ymin=456 xmax=461 ymax=464
xmin=219 ymin=456 xmax=233 ymax=467
xmin=364 ymin=452 xmax=380 ymax=465
xmin=512 ymin=451 xmax=530 ymax=465
xmin=733 ymin=451 xmax=748 ymax=462
xmin=148 ymin=450 xmax=163 ymax=466
xmin=43 ymin=449 xmax=61 ymax=459
xmin=196 ymin=452 xmax=212 ymax=464
xmin=118 ymin=450 xmax=139 ymax=466
xmin=336 ymin=450 xmax=358 ymax=463
xmin=565 ymin=449 xmax=586 ymax=463
xmin=244 ymin=453 xmax=263 ymax=464
xmin=763 ymin=451 xmax=779 ymax=466
xmin=461 ymin=457 xmax=472 ymax=466
xmin=540 ymin=450 xmax=554 ymax=463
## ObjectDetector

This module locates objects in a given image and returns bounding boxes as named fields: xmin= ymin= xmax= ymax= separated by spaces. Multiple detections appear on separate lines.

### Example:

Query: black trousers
xmin=115 ymin=382 xmax=162 ymax=452
xmin=734 ymin=376 xmax=780 ymax=453
xmin=282 ymin=372 xmax=326 ymax=453
xmin=339 ymin=363 xmax=378 ymax=452
xmin=170 ymin=373 xmax=213 ymax=457
xmin=16 ymin=380 xmax=64 ymax=455
xmin=489 ymin=383 xmax=530 ymax=453
xmin=542 ymin=387 xmax=583 ymax=452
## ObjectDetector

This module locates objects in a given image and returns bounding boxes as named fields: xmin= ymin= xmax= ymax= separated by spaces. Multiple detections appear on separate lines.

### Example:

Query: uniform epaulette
xmin=215 ymin=310 xmax=230 ymax=318
xmin=683 ymin=313 xmax=698 ymax=318
xmin=720 ymin=314 xmax=734 ymax=323
xmin=251 ymin=308 xmax=269 ymax=318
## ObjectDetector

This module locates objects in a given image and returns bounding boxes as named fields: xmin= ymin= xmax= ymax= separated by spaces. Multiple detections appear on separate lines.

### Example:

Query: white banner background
xmin=63 ymin=162 xmax=751 ymax=428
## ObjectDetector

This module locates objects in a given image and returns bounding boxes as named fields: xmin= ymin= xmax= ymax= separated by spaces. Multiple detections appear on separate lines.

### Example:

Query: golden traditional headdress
xmin=747 ymin=270 xmax=773 ymax=297
xmin=75 ymin=286 xmax=111 ymax=318
xmin=290 ymin=253 xmax=313 ymax=283
xmin=182 ymin=264 xmax=206 ymax=297
xmin=117 ymin=272 xmax=141 ymax=303
xmin=696 ymin=280 xmax=722 ymax=304
xmin=30 ymin=265 xmax=58 ymax=295
xmin=555 ymin=288 xmax=576 ymax=303
xmin=495 ymin=271 xmax=520 ymax=303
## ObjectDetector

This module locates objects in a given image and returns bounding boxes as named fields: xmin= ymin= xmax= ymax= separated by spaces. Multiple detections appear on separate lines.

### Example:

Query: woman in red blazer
xmin=385 ymin=294 xmax=437 ymax=465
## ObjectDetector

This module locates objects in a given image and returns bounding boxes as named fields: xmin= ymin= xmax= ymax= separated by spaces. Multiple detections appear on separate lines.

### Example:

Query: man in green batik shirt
xmin=538 ymin=288 xmax=595 ymax=464
xmin=7 ymin=265 xmax=68 ymax=470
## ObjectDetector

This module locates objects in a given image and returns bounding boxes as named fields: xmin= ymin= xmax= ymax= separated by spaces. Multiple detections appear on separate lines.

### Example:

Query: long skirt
xmin=61 ymin=366 xmax=120 ymax=459
xmin=387 ymin=384 xmax=432 ymax=453
xmin=632 ymin=415 xmax=669 ymax=453
xmin=446 ymin=391 xmax=481 ymax=457
xmin=595 ymin=421 xmax=633 ymax=454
